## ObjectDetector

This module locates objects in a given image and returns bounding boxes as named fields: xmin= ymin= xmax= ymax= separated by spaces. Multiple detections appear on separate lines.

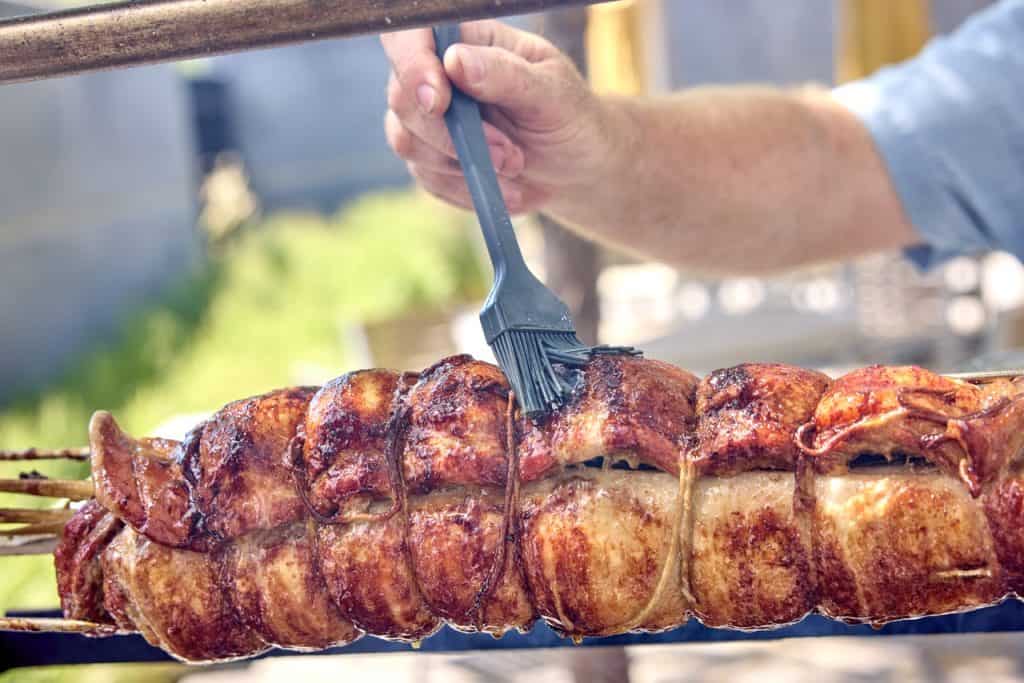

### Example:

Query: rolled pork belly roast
xmin=47 ymin=354 xmax=1024 ymax=662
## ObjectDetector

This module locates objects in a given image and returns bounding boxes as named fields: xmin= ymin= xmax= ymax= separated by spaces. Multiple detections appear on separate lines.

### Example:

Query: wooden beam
xmin=0 ymin=0 xmax=616 ymax=86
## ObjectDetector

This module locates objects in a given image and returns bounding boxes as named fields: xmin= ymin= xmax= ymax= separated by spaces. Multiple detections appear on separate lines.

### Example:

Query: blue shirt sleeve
xmin=831 ymin=0 xmax=1024 ymax=269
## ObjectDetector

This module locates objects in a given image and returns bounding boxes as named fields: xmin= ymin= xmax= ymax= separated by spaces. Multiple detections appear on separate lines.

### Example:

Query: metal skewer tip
xmin=0 ymin=616 xmax=122 ymax=636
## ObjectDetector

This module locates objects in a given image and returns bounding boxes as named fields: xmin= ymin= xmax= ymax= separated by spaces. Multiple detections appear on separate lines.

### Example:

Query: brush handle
xmin=433 ymin=24 xmax=528 ymax=280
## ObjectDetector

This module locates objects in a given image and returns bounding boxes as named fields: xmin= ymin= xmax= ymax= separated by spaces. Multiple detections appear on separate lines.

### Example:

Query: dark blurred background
xmin=2 ymin=0 xmax=1023 ymax=680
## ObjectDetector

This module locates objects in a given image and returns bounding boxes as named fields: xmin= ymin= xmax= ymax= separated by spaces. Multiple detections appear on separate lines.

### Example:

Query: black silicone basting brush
xmin=432 ymin=24 xmax=638 ymax=418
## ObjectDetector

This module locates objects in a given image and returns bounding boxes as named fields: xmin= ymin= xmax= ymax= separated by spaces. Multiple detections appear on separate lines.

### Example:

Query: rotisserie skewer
xmin=0 ymin=447 xmax=90 ymax=461
xmin=3 ymin=355 xmax=1024 ymax=663
xmin=0 ymin=478 xmax=93 ymax=500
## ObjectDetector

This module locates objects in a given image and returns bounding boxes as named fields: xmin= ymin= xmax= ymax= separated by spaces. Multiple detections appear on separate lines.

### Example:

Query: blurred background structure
xmin=2 ymin=0 xmax=1023 ymax=680
xmin=0 ymin=0 xmax=199 ymax=397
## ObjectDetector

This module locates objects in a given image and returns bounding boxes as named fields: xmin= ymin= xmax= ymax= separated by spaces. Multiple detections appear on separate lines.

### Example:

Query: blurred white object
xmin=944 ymin=256 xmax=981 ymax=293
xmin=178 ymin=632 xmax=1024 ymax=683
xmin=290 ymin=361 xmax=340 ymax=387
xmin=451 ymin=308 xmax=496 ymax=363
xmin=718 ymin=278 xmax=765 ymax=315
xmin=946 ymin=295 xmax=987 ymax=336
xmin=339 ymin=322 xmax=374 ymax=370
xmin=599 ymin=263 xmax=679 ymax=343
xmin=677 ymin=282 xmax=711 ymax=320
xmin=982 ymin=251 xmax=1024 ymax=312
xmin=199 ymin=152 xmax=261 ymax=240
xmin=791 ymin=277 xmax=842 ymax=314
xmin=180 ymin=653 xmax=479 ymax=683
xmin=151 ymin=412 xmax=211 ymax=440
xmin=599 ymin=263 xmax=679 ymax=294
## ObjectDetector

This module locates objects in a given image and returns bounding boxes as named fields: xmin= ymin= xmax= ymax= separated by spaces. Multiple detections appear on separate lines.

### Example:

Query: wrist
xmin=544 ymin=94 xmax=638 ymax=221
xmin=592 ymin=95 xmax=639 ymax=189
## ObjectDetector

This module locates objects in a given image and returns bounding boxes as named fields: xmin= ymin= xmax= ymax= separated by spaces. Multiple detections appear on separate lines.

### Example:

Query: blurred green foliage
xmin=0 ymin=189 xmax=487 ymax=615
xmin=0 ymin=663 xmax=185 ymax=683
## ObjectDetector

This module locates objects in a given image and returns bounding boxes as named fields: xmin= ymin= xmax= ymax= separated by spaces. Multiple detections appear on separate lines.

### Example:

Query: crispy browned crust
xmin=520 ymin=470 xmax=688 ymax=636
xmin=689 ymin=471 xmax=813 ymax=628
xmin=56 ymin=356 xmax=1024 ymax=662
xmin=800 ymin=366 xmax=1024 ymax=493
xmin=403 ymin=356 xmax=511 ymax=492
xmin=219 ymin=521 xmax=361 ymax=650
xmin=813 ymin=470 xmax=1003 ymax=621
xmin=101 ymin=527 xmax=268 ymax=662
xmin=982 ymin=473 xmax=1024 ymax=593
xmin=406 ymin=488 xmax=535 ymax=633
xmin=54 ymin=500 xmax=123 ymax=623
xmin=184 ymin=386 xmax=316 ymax=543
xmin=519 ymin=355 xmax=699 ymax=480
xmin=90 ymin=386 xmax=316 ymax=551
xmin=90 ymin=413 xmax=193 ymax=549
xmin=301 ymin=370 xmax=400 ymax=519
xmin=317 ymin=511 xmax=439 ymax=640
xmin=694 ymin=363 xmax=830 ymax=475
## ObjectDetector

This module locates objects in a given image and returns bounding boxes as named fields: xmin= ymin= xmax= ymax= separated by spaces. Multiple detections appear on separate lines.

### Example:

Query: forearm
xmin=545 ymin=87 xmax=920 ymax=275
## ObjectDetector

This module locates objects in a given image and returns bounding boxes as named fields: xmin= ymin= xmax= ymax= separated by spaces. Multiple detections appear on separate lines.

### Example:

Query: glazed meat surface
xmin=51 ymin=355 xmax=1024 ymax=662
xmin=300 ymin=369 xmax=404 ymax=520
xmin=518 ymin=355 xmax=699 ymax=479
xmin=91 ymin=386 xmax=315 ymax=550
xmin=694 ymin=363 xmax=830 ymax=475
xmin=801 ymin=366 xmax=1024 ymax=493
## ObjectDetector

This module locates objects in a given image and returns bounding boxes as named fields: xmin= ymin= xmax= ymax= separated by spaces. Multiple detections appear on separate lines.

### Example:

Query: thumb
xmin=443 ymin=43 xmax=556 ymax=117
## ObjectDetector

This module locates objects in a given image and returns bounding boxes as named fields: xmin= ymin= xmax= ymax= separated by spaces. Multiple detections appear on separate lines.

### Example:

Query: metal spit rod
xmin=0 ymin=0 xmax=609 ymax=86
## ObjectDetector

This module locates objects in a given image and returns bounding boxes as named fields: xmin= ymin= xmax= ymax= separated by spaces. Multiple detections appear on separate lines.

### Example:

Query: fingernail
xmin=456 ymin=46 xmax=484 ymax=84
xmin=416 ymin=84 xmax=437 ymax=114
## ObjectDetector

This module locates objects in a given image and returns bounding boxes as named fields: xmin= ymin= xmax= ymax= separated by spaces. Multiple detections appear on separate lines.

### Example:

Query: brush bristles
xmin=491 ymin=331 xmax=590 ymax=418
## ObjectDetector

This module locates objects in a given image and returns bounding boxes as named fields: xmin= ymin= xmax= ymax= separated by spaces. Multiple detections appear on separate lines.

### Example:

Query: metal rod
xmin=0 ymin=617 xmax=123 ymax=636
xmin=0 ymin=507 xmax=73 ymax=524
xmin=0 ymin=478 xmax=94 ymax=501
xmin=944 ymin=369 xmax=1024 ymax=383
xmin=0 ymin=447 xmax=89 ymax=461
xmin=0 ymin=0 xmax=610 ymax=86
xmin=1 ymin=521 xmax=67 ymax=536
xmin=0 ymin=534 xmax=60 ymax=556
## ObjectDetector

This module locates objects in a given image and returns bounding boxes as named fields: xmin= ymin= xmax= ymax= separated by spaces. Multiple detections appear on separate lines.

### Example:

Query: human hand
xmin=381 ymin=20 xmax=620 ymax=215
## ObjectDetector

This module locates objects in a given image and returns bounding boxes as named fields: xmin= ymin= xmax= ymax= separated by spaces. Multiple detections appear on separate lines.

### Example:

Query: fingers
xmin=380 ymin=19 xmax=561 ymax=119
xmin=380 ymin=27 xmax=449 ymax=116
xmin=410 ymin=167 xmax=474 ymax=211
xmin=385 ymin=71 xmax=446 ymax=156
xmin=407 ymin=162 xmax=529 ymax=214
xmin=381 ymin=19 xmax=552 ymax=197
xmin=384 ymin=100 xmax=525 ymax=178
xmin=457 ymin=20 xmax=558 ymax=62
xmin=388 ymin=109 xmax=516 ymax=177
xmin=441 ymin=43 xmax=567 ymax=118
xmin=385 ymin=110 xmax=459 ymax=175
